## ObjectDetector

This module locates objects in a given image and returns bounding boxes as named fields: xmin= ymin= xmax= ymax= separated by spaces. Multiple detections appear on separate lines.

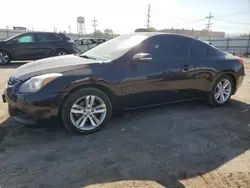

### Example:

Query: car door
xmin=11 ymin=34 xmax=37 ymax=60
xmin=121 ymin=35 xmax=196 ymax=109
xmin=34 ymin=33 xmax=61 ymax=59
xmin=158 ymin=35 xmax=199 ymax=100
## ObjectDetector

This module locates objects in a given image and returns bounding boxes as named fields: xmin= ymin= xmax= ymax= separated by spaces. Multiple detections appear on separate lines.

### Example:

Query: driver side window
xmin=142 ymin=36 xmax=189 ymax=61
xmin=17 ymin=35 xmax=34 ymax=43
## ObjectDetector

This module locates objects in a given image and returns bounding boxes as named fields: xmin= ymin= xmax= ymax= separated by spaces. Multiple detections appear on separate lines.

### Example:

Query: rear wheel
xmin=55 ymin=49 xmax=68 ymax=56
xmin=61 ymin=88 xmax=112 ymax=134
xmin=208 ymin=75 xmax=233 ymax=107
xmin=0 ymin=51 xmax=10 ymax=65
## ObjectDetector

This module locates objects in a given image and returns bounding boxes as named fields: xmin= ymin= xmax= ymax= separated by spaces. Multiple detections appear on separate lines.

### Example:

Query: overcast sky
xmin=0 ymin=0 xmax=249 ymax=35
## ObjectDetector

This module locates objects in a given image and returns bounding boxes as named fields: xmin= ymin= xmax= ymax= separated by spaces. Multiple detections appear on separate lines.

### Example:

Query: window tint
xmin=58 ymin=33 xmax=71 ymax=40
xmin=35 ymin=33 xmax=61 ymax=42
xmin=145 ymin=36 xmax=189 ymax=60
xmin=190 ymin=39 xmax=208 ymax=59
xmin=46 ymin=34 xmax=61 ymax=41
xmin=81 ymin=39 xmax=89 ymax=45
xmin=17 ymin=35 xmax=34 ymax=43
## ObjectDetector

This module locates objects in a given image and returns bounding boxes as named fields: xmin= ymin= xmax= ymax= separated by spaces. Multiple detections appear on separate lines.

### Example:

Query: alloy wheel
xmin=0 ymin=52 xmax=9 ymax=64
xmin=214 ymin=79 xmax=232 ymax=104
xmin=70 ymin=95 xmax=107 ymax=130
xmin=57 ymin=52 xmax=66 ymax=56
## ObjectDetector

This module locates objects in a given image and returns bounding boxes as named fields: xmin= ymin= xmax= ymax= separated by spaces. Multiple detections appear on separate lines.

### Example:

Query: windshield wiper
xmin=80 ymin=55 xmax=96 ymax=60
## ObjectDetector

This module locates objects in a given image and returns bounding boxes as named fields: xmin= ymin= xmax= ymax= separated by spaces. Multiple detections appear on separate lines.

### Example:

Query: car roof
xmin=20 ymin=31 xmax=64 ymax=35
xmin=133 ymin=32 xmax=198 ymax=39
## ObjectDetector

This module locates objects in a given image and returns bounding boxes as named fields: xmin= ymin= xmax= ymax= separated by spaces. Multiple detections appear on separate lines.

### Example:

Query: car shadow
xmin=0 ymin=99 xmax=250 ymax=187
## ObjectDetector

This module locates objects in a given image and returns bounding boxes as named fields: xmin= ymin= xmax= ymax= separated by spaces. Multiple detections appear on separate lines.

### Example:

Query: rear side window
xmin=81 ymin=39 xmax=89 ymax=45
xmin=45 ymin=34 xmax=61 ymax=41
xmin=58 ymin=34 xmax=72 ymax=41
xmin=190 ymin=39 xmax=208 ymax=59
xmin=35 ymin=33 xmax=61 ymax=42
xmin=145 ymin=36 xmax=189 ymax=60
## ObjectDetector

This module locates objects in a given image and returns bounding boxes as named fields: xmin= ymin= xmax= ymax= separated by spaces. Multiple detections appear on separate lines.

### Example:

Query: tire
xmin=0 ymin=51 xmax=11 ymax=65
xmin=61 ymin=88 xmax=112 ymax=134
xmin=208 ymin=75 xmax=234 ymax=107
xmin=55 ymin=49 xmax=68 ymax=56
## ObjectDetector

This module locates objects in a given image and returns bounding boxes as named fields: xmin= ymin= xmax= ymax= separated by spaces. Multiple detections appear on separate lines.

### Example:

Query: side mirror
xmin=132 ymin=53 xmax=152 ymax=61
xmin=10 ymin=39 xmax=19 ymax=44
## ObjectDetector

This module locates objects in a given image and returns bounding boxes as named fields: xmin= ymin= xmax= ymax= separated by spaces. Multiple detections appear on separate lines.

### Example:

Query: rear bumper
xmin=234 ymin=74 xmax=245 ymax=94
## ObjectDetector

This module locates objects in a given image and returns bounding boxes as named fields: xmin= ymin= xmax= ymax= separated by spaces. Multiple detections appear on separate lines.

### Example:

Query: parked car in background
xmin=2 ymin=33 xmax=245 ymax=134
xmin=75 ymin=38 xmax=107 ymax=53
xmin=0 ymin=32 xmax=77 ymax=65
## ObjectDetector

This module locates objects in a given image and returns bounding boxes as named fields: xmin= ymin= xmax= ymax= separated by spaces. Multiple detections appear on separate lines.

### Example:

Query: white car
xmin=75 ymin=38 xmax=107 ymax=53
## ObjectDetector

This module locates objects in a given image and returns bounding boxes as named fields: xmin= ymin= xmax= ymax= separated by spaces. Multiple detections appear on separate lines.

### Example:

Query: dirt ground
xmin=0 ymin=60 xmax=250 ymax=188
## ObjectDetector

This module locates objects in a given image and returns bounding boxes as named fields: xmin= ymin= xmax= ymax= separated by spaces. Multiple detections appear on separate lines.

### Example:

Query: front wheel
xmin=0 ymin=51 xmax=11 ymax=65
xmin=61 ymin=88 xmax=112 ymax=134
xmin=208 ymin=75 xmax=233 ymax=107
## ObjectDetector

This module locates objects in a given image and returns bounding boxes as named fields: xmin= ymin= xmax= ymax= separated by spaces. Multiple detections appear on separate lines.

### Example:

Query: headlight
xmin=19 ymin=73 xmax=63 ymax=93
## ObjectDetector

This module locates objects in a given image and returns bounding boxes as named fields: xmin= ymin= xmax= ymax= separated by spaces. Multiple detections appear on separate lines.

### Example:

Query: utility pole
xmin=53 ymin=26 xmax=57 ymax=33
xmin=246 ymin=30 xmax=250 ymax=57
xmin=205 ymin=12 xmax=213 ymax=31
xmin=146 ymin=4 xmax=151 ymax=29
xmin=68 ymin=25 xmax=71 ymax=33
xmin=205 ymin=12 xmax=214 ymax=40
xmin=92 ymin=17 xmax=98 ymax=38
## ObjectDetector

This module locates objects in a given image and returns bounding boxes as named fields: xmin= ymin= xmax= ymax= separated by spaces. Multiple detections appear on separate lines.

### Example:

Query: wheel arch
xmin=0 ymin=49 xmax=12 ymax=58
xmin=58 ymin=83 xmax=120 ymax=117
xmin=54 ymin=48 xmax=69 ymax=56
xmin=212 ymin=71 xmax=237 ymax=94
xmin=224 ymin=73 xmax=236 ymax=94
xmin=55 ymin=48 xmax=69 ymax=52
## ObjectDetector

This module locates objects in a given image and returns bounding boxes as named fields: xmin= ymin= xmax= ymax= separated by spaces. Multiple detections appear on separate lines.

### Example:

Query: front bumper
xmin=2 ymin=86 xmax=62 ymax=125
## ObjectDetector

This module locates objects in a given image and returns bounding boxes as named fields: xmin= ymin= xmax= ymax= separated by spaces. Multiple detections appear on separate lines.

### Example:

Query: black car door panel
xmin=10 ymin=34 xmax=37 ymax=60
xmin=121 ymin=35 xmax=198 ymax=109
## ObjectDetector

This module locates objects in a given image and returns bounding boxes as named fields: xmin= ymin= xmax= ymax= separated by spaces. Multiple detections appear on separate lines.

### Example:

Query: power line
xmin=215 ymin=11 xmax=249 ymax=18
xmin=214 ymin=17 xmax=250 ymax=25
xmin=146 ymin=5 xmax=151 ymax=29
xmin=92 ymin=17 xmax=98 ymax=37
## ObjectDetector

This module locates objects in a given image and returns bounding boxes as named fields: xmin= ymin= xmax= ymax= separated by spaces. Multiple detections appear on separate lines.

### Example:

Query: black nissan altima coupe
xmin=2 ymin=33 xmax=245 ymax=134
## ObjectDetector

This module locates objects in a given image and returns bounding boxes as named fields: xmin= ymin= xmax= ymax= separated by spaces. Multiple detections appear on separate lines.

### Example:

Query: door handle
xmin=182 ymin=65 xmax=194 ymax=72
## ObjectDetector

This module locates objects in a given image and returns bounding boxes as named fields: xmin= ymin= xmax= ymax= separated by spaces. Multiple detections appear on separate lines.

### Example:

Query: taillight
xmin=238 ymin=58 xmax=244 ymax=65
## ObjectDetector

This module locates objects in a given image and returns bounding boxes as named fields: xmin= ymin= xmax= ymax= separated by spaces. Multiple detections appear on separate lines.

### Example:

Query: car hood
xmin=12 ymin=54 xmax=99 ymax=80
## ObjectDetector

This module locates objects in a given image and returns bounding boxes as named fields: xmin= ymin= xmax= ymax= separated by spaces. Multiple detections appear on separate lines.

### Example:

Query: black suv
xmin=0 ymin=32 xmax=77 ymax=65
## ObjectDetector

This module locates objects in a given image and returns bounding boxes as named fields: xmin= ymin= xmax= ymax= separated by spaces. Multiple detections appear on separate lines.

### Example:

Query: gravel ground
xmin=0 ymin=60 xmax=250 ymax=188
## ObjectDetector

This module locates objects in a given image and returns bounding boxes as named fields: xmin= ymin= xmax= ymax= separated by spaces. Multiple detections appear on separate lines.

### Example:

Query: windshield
xmin=81 ymin=34 xmax=148 ymax=61
xmin=4 ymin=33 xmax=22 ymax=41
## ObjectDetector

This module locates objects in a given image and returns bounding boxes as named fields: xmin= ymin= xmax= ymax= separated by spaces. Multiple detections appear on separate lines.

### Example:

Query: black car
xmin=0 ymin=32 xmax=77 ymax=65
xmin=2 ymin=33 xmax=245 ymax=134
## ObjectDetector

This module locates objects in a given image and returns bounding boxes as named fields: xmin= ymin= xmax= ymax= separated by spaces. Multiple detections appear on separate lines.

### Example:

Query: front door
xmin=11 ymin=34 xmax=38 ymax=60
xmin=121 ymin=35 xmax=195 ymax=109
xmin=122 ymin=55 xmax=167 ymax=109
